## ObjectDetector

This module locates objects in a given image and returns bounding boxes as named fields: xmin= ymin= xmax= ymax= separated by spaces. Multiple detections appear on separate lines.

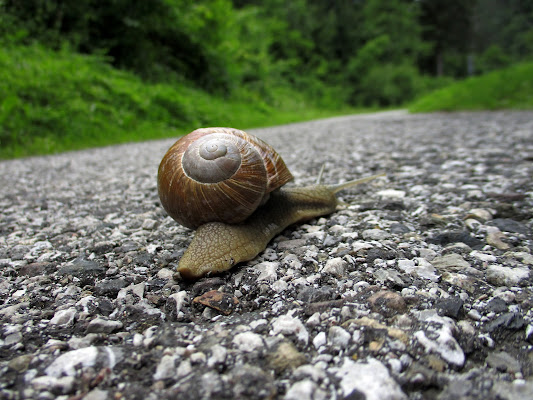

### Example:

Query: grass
xmin=409 ymin=62 xmax=533 ymax=112
xmin=0 ymin=44 xmax=357 ymax=159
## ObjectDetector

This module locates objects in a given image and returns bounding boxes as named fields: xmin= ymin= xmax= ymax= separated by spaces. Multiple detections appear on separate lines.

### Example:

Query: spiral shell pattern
xmin=157 ymin=127 xmax=293 ymax=229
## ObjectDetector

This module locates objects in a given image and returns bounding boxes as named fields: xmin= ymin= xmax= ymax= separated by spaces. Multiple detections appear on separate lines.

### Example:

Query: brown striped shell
xmin=157 ymin=127 xmax=293 ymax=229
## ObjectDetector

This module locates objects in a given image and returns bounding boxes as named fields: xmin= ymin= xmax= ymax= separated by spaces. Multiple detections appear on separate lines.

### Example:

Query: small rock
xmin=49 ymin=307 xmax=77 ymax=327
xmin=465 ymin=208 xmax=493 ymax=222
xmin=486 ymin=265 xmax=529 ymax=286
xmin=293 ymin=364 xmax=328 ymax=383
xmin=207 ymin=344 xmax=227 ymax=368
xmin=277 ymin=239 xmax=307 ymax=251
xmin=313 ymin=332 xmax=327 ymax=349
xmin=414 ymin=314 xmax=464 ymax=367
xmin=270 ymin=313 xmax=309 ymax=344
xmin=486 ymin=351 xmax=521 ymax=373
xmin=362 ymin=229 xmax=391 ymax=240
xmin=153 ymin=354 xmax=179 ymax=380
xmin=484 ymin=313 xmax=526 ymax=335
xmin=284 ymin=380 xmax=325 ymax=400
xmin=368 ymin=290 xmax=407 ymax=317
xmin=193 ymin=290 xmax=239 ymax=315
xmin=232 ymin=331 xmax=264 ymax=352
xmin=297 ymin=286 xmax=334 ymax=303
xmin=487 ymin=231 xmax=511 ymax=250
xmin=267 ymin=341 xmax=306 ymax=373
xmin=398 ymin=258 xmax=439 ymax=281
xmin=320 ymin=257 xmax=346 ymax=276
xmin=45 ymin=346 xmax=123 ymax=377
xmin=436 ymin=297 xmax=464 ymax=319
xmin=429 ymin=231 xmax=483 ymax=249
xmin=19 ymin=262 xmax=54 ymax=277
xmin=431 ymin=253 xmax=471 ymax=271
xmin=327 ymin=326 xmax=351 ymax=349
xmin=83 ymin=388 xmax=109 ymax=400
xmin=8 ymin=354 xmax=34 ymax=373
xmin=486 ymin=297 xmax=508 ymax=314
xmin=141 ymin=219 xmax=158 ymax=230
xmin=334 ymin=357 xmax=407 ymax=400
xmin=58 ymin=258 xmax=106 ymax=284
xmin=470 ymin=250 xmax=497 ymax=262
xmin=254 ymin=261 xmax=279 ymax=282
xmin=91 ymin=241 xmax=115 ymax=254
xmin=86 ymin=317 xmax=123 ymax=334
xmin=94 ymin=279 xmax=129 ymax=297
xmin=377 ymin=189 xmax=406 ymax=199
xmin=490 ymin=218 xmax=529 ymax=234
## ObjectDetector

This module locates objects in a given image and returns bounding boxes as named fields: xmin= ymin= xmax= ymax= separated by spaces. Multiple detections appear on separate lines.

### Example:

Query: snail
xmin=158 ymin=127 xmax=383 ymax=279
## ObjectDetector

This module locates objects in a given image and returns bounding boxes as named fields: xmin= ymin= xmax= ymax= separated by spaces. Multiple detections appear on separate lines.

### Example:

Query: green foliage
xmin=1 ymin=0 xmax=533 ymax=158
xmin=358 ymin=64 xmax=424 ymax=107
xmin=477 ymin=45 xmax=512 ymax=74
xmin=409 ymin=62 xmax=533 ymax=112
xmin=0 ymin=44 xmax=353 ymax=159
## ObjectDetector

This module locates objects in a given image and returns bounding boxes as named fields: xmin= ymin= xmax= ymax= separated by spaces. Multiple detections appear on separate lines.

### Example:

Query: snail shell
xmin=157 ymin=127 xmax=293 ymax=229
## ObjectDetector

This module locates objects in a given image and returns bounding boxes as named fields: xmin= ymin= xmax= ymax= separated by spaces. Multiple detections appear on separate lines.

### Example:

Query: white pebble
xmin=313 ymin=332 xmax=327 ymax=349
xmin=327 ymin=326 xmax=351 ymax=349
xmin=49 ymin=307 xmax=77 ymax=327
xmin=232 ymin=331 xmax=264 ymax=352
xmin=270 ymin=313 xmax=309 ymax=345
xmin=334 ymin=358 xmax=407 ymax=400
xmin=321 ymin=257 xmax=347 ymax=276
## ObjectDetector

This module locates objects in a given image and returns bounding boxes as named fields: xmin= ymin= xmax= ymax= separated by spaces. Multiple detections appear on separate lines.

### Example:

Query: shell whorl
xmin=157 ymin=128 xmax=293 ymax=229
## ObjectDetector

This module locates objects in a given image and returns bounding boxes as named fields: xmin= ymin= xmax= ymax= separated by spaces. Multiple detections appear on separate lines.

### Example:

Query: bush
xmin=409 ymin=62 xmax=533 ymax=112
xmin=357 ymin=63 xmax=423 ymax=106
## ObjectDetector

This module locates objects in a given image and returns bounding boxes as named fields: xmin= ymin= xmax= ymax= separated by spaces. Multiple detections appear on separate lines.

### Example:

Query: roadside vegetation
xmin=410 ymin=63 xmax=533 ymax=112
xmin=1 ymin=0 xmax=531 ymax=158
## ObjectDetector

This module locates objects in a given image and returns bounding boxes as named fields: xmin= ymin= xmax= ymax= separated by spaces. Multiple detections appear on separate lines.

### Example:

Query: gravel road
xmin=1 ymin=110 xmax=532 ymax=400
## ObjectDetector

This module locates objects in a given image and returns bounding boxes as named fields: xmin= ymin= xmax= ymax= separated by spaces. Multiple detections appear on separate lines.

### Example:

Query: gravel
xmin=1 ymin=110 xmax=532 ymax=399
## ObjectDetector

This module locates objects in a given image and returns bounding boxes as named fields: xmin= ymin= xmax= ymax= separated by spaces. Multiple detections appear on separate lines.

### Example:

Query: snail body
xmin=177 ymin=177 xmax=381 ymax=279
xmin=157 ymin=127 xmax=383 ymax=279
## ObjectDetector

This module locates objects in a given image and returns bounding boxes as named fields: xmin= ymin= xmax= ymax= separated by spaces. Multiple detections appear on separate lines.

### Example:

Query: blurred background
xmin=1 ymin=0 xmax=532 ymax=158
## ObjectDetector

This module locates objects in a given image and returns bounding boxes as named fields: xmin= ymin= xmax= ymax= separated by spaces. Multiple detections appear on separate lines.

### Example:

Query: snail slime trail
xmin=157 ymin=127 xmax=384 ymax=279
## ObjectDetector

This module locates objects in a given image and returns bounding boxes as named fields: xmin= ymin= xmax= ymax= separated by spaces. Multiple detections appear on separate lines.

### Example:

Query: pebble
xmin=45 ymin=346 xmax=123 ymax=377
xmin=377 ymin=189 xmax=406 ymax=199
xmin=327 ymin=326 xmax=351 ymax=349
xmin=398 ymin=258 xmax=439 ymax=281
xmin=334 ymin=357 xmax=407 ymax=400
xmin=486 ymin=351 xmax=521 ymax=373
xmin=368 ymin=290 xmax=407 ymax=317
xmin=255 ymin=261 xmax=279 ymax=282
xmin=86 ymin=317 xmax=123 ymax=333
xmin=487 ymin=231 xmax=511 ymax=250
xmin=285 ymin=380 xmax=326 ymax=400
xmin=267 ymin=341 xmax=306 ymax=372
xmin=153 ymin=353 xmax=179 ymax=380
xmin=48 ymin=307 xmax=77 ymax=326
xmin=320 ymin=257 xmax=346 ymax=276
xmin=312 ymin=332 xmax=327 ymax=349
xmin=232 ymin=331 xmax=264 ymax=352
xmin=270 ymin=313 xmax=309 ymax=344
xmin=486 ymin=265 xmax=530 ymax=286
xmin=83 ymin=388 xmax=109 ymax=400
xmin=431 ymin=253 xmax=471 ymax=271
xmin=414 ymin=313 xmax=465 ymax=367
xmin=362 ymin=229 xmax=391 ymax=240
